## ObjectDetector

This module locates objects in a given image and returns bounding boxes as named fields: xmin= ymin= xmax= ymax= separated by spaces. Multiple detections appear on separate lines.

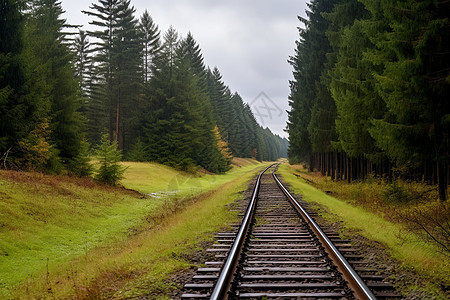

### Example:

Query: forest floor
xmin=277 ymin=163 xmax=449 ymax=299
xmin=0 ymin=158 xmax=265 ymax=299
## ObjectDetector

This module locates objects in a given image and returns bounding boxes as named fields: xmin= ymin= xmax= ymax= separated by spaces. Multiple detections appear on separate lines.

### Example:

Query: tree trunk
xmin=331 ymin=152 xmax=336 ymax=180
xmin=438 ymin=160 xmax=448 ymax=202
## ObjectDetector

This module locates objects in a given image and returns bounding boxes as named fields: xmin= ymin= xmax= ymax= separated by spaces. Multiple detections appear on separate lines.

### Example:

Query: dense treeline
xmin=287 ymin=0 xmax=449 ymax=200
xmin=1 ymin=0 xmax=287 ymax=177
xmin=0 ymin=0 xmax=84 ymax=173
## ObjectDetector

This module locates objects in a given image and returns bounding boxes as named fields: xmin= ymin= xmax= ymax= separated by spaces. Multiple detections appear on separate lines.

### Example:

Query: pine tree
xmin=74 ymin=30 xmax=92 ymax=103
xmin=83 ymin=0 xmax=143 ymax=151
xmin=27 ymin=0 xmax=84 ymax=170
xmin=68 ymin=139 xmax=93 ymax=177
xmin=287 ymin=0 xmax=335 ymax=164
xmin=94 ymin=134 xmax=126 ymax=185
xmin=139 ymin=9 xmax=160 ymax=84
xmin=365 ymin=0 xmax=450 ymax=201
xmin=0 ymin=0 xmax=29 ymax=160
xmin=126 ymin=136 xmax=147 ymax=162
xmin=143 ymin=28 xmax=230 ymax=172
xmin=179 ymin=32 xmax=208 ymax=91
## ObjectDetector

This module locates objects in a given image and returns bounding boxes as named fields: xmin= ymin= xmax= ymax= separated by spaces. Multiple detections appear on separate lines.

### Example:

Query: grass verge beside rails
xmin=277 ymin=163 xmax=449 ymax=298
xmin=0 ymin=159 xmax=265 ymax=298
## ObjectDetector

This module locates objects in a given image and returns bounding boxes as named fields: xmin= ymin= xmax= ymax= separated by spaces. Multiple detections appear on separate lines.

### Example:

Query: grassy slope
xmin=278 ymin=163 xmax=449 ymax=297
xmin=0 ymin=172 xmax=155 ymax=298
xmin=0 ymin=159 xmax=264 ymax=298
xmin=120 ymin=158 xmax=261 ymax=197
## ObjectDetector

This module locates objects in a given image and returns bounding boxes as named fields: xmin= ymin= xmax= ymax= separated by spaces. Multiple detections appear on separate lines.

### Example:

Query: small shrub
xmin=94 ymin=135 xmax=126 ymax=186
xmin=68 ymin=139 xmax=93 ymax=177
xmin=384 ymin=179 xmax=409 ymax=204
xmin=126 ymin=137 xmax=147 ymax=162
xmin=16 ymin=121 xmax=52 ymax=170
xmin=394 ymin=202 xmax=450 ymax=254
xmin=45 ymin=147 xmax=64 ymax=175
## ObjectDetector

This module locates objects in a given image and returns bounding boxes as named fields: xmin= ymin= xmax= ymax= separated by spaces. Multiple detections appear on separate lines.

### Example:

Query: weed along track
xmin=180 ymin=164 xmax=400 ymax=299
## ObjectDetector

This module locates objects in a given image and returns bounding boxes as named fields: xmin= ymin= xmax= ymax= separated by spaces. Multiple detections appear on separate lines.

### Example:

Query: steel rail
xmin=210 ymin=164 xmax=274 ymax=300
xmin=272 ymin=165 xmax=377 ymax=300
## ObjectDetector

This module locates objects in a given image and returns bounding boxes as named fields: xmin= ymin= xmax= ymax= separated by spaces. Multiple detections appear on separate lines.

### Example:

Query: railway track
xmin=180 ymin=164 xmax=400 ymax=299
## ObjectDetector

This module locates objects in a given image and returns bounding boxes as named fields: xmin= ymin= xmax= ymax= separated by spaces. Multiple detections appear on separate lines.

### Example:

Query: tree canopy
xmin=287 ymin=0 xmax=449 ymax=200
xmin=1 ymin=0 xmax=287 ymax=178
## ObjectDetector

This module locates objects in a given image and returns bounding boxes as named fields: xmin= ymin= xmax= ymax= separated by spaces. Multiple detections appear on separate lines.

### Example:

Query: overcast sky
xmin=60 ymin=0 xmax=308 ymax=138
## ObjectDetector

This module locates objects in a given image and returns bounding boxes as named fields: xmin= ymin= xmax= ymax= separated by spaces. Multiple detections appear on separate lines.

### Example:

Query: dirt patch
xmin=0 ymin=169 xmax=144 ymax=198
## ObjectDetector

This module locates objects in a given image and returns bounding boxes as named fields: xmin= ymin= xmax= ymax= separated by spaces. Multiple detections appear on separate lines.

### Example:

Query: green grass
xmin=120 ymin=160 xmax=263 ymax=197
xmin=0 ymin=172 xmax=161 ymax=298
xmin=277 ymin=163 xmax=449 ymax=297
xmin=10 ymin=162 xmax=264 ymax=298
xmin=0 ymin=160 xmax=265 ymax=298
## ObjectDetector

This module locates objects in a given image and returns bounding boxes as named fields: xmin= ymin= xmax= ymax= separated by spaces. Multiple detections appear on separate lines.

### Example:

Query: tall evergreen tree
xmin=82 ymin=0 xmax=120 ymax=144
xmin=365 ymin=0 xmax=450 ymax=200
xmin=325 ymin=0 xmax=385 ymax=160
xmin=83 ymin=0 xmax=143 ymax=151
xmin=74 ymin=30 xmax=92 ymax=102
xmin=144 ymin=28 xmax=230 ymax=172
xmin=206 ymin=67 xmax=234 ymax=133
xmin=143 ymin=27 xmax=179 ymax=163
xmin=287 ymin=0 xmax=335 ymax=164
xmin=139 ymin=9 xmax=160 ymax=84
xmin=330 ymin=18 xmax=386 ymax=159
xmin=0 ymin=0 xmax=28 ymax=156
xmin=114 ymin=0 xmax=143 ymax=152
xmin=27 ymin=0 xmax=84 ymax=169
xmin=0 ymin=0 xmax=50 ymax=169
xmin=179 ymin=32 xmax=208 ymax=91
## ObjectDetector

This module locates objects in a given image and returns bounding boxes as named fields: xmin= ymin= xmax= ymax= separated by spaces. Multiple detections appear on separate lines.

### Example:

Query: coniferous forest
xmin=287 ymin=0 xmax=449 ymax=201
xmin=0 ymin=0 xmax=288 ymax=176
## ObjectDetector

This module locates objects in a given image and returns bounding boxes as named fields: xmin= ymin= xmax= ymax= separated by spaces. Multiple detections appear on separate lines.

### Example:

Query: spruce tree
xmin=325 ymin=0 xmax=385 ymax=162
xmin=0 ymin=0 xmax=53 ymax=170
xmin=27 ymin=0 xmax=84 ymax=170
xmin=287 ymin=0 xmax=335 ymax=164
xmin=94 ymin=134 xmax=126 ymax=185
xmin=74 ymin=30 xmax=92 ymax=104
xmin=330 ymin=19 xmax=385 ymax=159
xmin=365 ymin=0 xmax=450 ymax=201
xmin=0 ymin=0 xmax=28 ymax=159
xmin=144 ymin=28 xmax=230 ymax=172
xmin=179 ymin=32 xmax=208 ymax=91
xmin=69 ymin=139 xmax=93 ymax=177
xmin=139 ymin=10 xmax=160 ymax=84
xmin=83 ymin=0 xmax=143 ymax=151
xmin=126 ymin=136 xmax=147 ymax=162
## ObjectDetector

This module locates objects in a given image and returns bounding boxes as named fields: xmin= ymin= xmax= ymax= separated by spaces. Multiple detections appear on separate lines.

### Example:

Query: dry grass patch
xmin=278 ymin=163 xmax=449 ymax=298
